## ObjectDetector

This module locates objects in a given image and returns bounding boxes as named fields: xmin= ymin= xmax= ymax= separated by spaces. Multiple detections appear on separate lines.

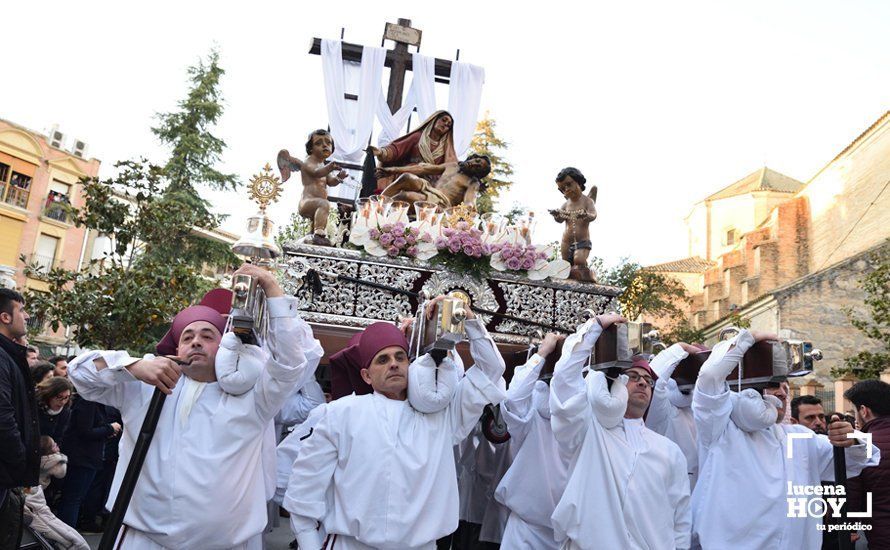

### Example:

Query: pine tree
xmin=469 ymin=113 xmax=514 ymax=213
xmin=23 ymin=50 xmax=239 ymax=352
xmin=152 ymin=49 xmax=239 ymax=198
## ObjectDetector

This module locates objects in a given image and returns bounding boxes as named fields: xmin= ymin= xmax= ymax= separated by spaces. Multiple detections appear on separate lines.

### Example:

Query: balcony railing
xmin=43 ymin=194 xmax=71 ymax=223
xmin=1 ymin=183 xmax=30 ymax=209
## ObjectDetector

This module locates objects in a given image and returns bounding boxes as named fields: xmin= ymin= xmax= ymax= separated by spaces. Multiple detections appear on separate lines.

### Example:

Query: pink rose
xmin=393 ymin=236 xmax=407 ymax=248
xmin=406 ymin=245 xmax=418 ymax=257
xmin=368 ymin=228 xmax=380 ymax=239
xmin=448 ymin=242 xmax=461 ymax=254
xmin=379 ymin=233 xmax=394 ymax=246
xmin=521 ymin=258 xmax=535 ymax=270
xmin=406 ymin=234 xmax=417 ymax=245
xmin=387 ymin=246 xmax=399 ymax=257
xmin=381 ymin=224 xmax=393 ymax=233
xmin=506 ymin=257 xmax=522 ymax=271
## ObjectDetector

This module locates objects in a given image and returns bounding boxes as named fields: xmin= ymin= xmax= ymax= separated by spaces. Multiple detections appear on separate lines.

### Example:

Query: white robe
xmin=495 ymin=353 xmax=566 ymax=550
xmin=68 ymin=296 xmax=318 ymax=550
xmin=550 ymin=319 xmax=692 ymax=550
xmin=275 ymin=378 xmax=326 ymax=440
xmin=692 ymin=330 xmax=881 ymax=550
xmin=646 ymin=343 xmax=699 ymax=490
xmin=285 ymin=318 xmax=506 ymax=550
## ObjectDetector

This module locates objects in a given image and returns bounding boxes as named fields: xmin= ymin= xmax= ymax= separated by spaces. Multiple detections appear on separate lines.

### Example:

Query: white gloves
xmin=588 ymin=371 xmax=629 ymax=429
xmin=729 ymin=389 xmax=780 ymax=432
xmin=215 ymin=332 xmax=267 ymax=396
xmin=408 ymin=353 xmax=461 ymax=413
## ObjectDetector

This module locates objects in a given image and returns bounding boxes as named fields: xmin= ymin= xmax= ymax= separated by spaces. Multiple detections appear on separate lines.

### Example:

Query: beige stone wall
xmin=802 ymin=116 xmax=890 ymax=272
xmin=775 ymin=250 xmax=884 ymax=384
xmin=686 ymin=202 xmax=709 ymax=259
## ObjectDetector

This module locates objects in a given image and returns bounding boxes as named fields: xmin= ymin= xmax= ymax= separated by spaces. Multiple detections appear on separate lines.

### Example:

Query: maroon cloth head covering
xmin=200 ymin=288 xmax=233 ymax=316
xmin=155 ymin=289 xmax=233 ymax=356
xmin=155 ymin=305 xmax=227 ymax=356
xmin=328 ymin=323 xmax=409 ymax=400
xmin=628 ymin=356 xmax=658 ymax=382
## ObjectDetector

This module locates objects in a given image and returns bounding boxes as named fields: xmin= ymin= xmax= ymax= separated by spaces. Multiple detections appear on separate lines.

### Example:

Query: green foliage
xmin=501 ymin=204 xmax=527 ymax=224
xmin=24 ymin=255 xmax=209 ymax=352
xmin=276 ymin=212 xmax=313 ymax=247
xmin=832 ymin=245 xmax=890 ymax=380
xmin=152 ymin=49 xmax=239 ymax=199
xmin=23 ymin=49 xmax=238 ymax=353
xmin=591 ymin=256 xmax=691 ymax=322
xmin=725 ymin=311 xmax=752 ymax=329
xmin=429 ymin=252 xmax=493 ymax=282
xmin=470 ymin=114 xmax=514 ymax=214
xmin=663 ymin=320 xmax=706 ymax=346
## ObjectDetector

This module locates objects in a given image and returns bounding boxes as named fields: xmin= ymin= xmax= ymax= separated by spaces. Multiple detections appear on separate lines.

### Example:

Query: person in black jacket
xmin=57 ymin=393 xmax=121 ymax=527
xmin=0 ymin=288 xmax=39 ymax=550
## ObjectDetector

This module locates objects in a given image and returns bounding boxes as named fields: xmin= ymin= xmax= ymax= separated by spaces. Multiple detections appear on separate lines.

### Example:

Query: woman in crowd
xmin=30 ymin=361 xmax=55 ymax=386
xmin=36 ymin=376 xmax=74 ymax=442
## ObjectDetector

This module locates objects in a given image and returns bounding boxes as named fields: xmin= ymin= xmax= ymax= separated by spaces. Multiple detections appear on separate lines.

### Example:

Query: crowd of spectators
xmin=1 ymin=289 xmax=121 ymax=549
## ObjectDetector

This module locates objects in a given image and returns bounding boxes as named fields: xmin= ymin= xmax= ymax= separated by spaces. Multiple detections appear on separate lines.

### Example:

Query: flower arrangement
xmin=430 ymin=221 xmax=493 ymax=279
xmin=368 ymin=222 xmax=433 ymax=258
xmin=348 ymin=200 xmax=570 ymax=280
xmin=492 ymin=242 xmax=549 ymax=272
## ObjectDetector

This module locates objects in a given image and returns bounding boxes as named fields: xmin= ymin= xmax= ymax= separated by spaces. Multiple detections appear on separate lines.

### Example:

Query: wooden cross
xmin=309 ymin=18 xmax=455 ymax=114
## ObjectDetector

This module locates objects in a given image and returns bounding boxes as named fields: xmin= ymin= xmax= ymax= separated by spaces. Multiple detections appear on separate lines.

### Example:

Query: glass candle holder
xmin=387 ymin=200 xmax=410 ymax=224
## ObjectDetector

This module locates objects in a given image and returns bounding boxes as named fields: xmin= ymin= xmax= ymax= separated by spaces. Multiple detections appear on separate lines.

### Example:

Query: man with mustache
xmin=790 ymin=395 xmax=828 ymax=435
xmin=67 ymin=263 xmax=321 ymax=549
xmin=284 ymin=299 xmax=506 ymax=550
xmin=549 ymin=314 xmax=692 ymax=549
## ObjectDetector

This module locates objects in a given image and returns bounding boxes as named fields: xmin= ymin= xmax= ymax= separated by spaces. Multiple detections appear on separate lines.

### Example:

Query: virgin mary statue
xmin=366 ymin=110 xmax=458 ymax=193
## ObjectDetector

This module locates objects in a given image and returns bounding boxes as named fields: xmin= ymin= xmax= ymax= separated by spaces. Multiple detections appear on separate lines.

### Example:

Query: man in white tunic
xmin=550 ymin=314 xmax=692 ymax=550
xmin=692 ymin=329 xmax=881 ymax=550
xmin=285 ymin=306 xmax=506 ymax=550
xmin=67 ymin=264 xmax=319 ymax=549
xmin=494 ymin=333 xmax=566 ymax=549
xmin=645 ymin=342 xmax=702 ymax=490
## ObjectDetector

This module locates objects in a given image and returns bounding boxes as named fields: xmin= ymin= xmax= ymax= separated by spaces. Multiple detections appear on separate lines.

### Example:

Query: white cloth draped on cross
xmin=321 ymin=39 xmax=485 ymax=161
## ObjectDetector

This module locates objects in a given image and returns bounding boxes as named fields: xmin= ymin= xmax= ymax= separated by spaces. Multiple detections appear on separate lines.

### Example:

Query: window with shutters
xmin=0 ymin=163 xmax=32 ymax=208
xmin=33 ymin=234 xmax=61 ymax=273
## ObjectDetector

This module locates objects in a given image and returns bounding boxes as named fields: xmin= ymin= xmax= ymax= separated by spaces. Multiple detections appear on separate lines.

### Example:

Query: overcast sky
xmin=3 ymin=1 xmax=888 ymax=266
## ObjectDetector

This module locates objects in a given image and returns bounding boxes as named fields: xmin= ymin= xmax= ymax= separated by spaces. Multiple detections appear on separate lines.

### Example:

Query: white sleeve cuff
xmin=464 ymin=318 xmax=488 ymax=340
xmin=465 ymin=364 xmax=507 ymax=405
xmin=96 ymin=351 xmax=142 ymax=382
xmin=267 ymin=296 xmax=299 ymax=319
xmin=293 ymin=522 xmax=323 ymax=550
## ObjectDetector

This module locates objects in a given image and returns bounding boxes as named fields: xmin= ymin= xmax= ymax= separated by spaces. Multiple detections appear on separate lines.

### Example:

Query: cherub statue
xmin=548 ymin=167 xmax=598 ymax=281
xmin=378 ymin=154 xmax=491 ymax=211
xmin=277 ymin=129 xmax=347 ymax=247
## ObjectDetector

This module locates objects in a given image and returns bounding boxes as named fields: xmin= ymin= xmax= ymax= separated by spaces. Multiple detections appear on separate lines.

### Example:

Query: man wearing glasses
xmin=549 ymin=314 xmax=691 ymax=550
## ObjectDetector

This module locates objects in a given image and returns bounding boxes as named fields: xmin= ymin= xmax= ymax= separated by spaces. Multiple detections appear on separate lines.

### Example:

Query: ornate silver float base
xmin=280 ymin=242 xmax=621 ymax=343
